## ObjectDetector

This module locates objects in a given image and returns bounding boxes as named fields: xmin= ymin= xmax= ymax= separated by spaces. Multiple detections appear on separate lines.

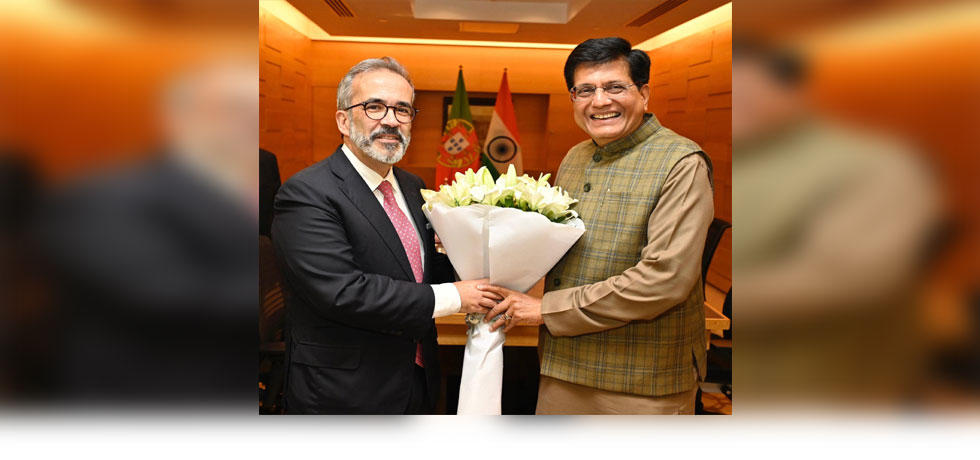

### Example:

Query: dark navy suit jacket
xmin=272 ymin=145 xmax=453 ymax=414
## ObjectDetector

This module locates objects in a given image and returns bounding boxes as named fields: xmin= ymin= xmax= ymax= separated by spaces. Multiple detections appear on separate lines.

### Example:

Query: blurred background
xmin=0 ymin=0 xmax=257 ymax=411
xmin=733 ymin=0 xmax=980 ymax=412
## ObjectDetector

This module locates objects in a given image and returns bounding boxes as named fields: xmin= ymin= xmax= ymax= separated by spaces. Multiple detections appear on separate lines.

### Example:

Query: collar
xmin=341 ymin=143 xmax=396 ymax=191
xmin=592 ymin=113 xmax=663 ymax=156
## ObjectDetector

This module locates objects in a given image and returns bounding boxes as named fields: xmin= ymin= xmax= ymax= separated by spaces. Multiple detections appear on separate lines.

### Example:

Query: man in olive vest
xmin=481 ymin=37 xmax=714 ymax=414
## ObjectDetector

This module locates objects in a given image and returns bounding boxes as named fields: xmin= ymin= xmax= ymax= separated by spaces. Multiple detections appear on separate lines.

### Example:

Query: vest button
xmin=553 ymin=278 xmax=561 ymax=287
xmin=593 ymin=153 xmax=602 ymax=163
xmin=583 ymin=183 xmax=591 ymax=192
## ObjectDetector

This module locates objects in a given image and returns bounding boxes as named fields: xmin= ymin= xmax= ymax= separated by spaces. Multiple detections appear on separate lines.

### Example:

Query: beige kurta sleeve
xmin=541 ymin=154 xmax=714 ymax=337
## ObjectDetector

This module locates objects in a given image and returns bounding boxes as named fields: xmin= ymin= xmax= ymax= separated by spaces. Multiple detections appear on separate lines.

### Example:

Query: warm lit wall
xmin=806 ymin=13 xmax=980 ymax=316
xmin=258 ymin=7 xmax=585 ymax=186
xmin=3 ymin=17 xmax=214 ymax=182
xmin=258 ymin=11 xmax=732 ymax=289
xmin=649 ymin=20 xmax=733 ymax=291
xmin=259 ymin=8 xmax=312 ymax=181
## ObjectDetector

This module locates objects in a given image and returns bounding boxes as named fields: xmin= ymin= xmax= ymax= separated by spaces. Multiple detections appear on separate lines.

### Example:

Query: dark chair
xmin=707 ymin=287 xmax=732 ymax=369
xmin=696 ymin=286 xmax=733 ymax=414
xmin=696 ymin=218 xmax=731 ymax=414
xmin=259 ymin=235 xmax=286 ymax=414
xmin=701 ymin=218 xmax=731 ymax=290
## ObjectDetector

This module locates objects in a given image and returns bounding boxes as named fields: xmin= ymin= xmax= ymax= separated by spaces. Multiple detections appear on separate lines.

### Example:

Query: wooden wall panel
xmin=308 ymin=42 xmax=571 ymax=93
xmin=258 ymin=10 xmax=732 ymax=289
xmin=311 ymin=85 xmax=340 ymax=164
xmin=649 ymin=20 xmax=733 ymax=291
xmin=259 ymin=8 xmax=312 ymax=182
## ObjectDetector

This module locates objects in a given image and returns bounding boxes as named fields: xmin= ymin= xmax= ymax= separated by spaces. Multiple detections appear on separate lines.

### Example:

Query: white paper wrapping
xmin=423 ymin=203 xmax=585 ymax=414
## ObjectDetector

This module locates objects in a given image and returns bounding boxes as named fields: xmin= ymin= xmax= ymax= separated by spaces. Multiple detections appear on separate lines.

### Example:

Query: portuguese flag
xmin=435 ymin=68 xmax=483 ymax=185
xmin=482 ymin=69 xmax=523 ymax=177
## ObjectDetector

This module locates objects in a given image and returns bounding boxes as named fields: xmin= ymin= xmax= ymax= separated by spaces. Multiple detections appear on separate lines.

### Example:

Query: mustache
xmin=369 ymin=126 xmax=406 ymax=144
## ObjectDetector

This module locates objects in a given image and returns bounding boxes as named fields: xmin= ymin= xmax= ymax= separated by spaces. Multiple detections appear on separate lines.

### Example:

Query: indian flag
xmin=482 ymin=70 xmax=523 ymax=178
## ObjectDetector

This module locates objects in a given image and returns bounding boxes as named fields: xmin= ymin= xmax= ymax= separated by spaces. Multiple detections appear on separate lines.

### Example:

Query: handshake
xmin=453 ymin=279 xmax=545 ymax=333
xmin=453 ymin=278 xmax=501 ymax=315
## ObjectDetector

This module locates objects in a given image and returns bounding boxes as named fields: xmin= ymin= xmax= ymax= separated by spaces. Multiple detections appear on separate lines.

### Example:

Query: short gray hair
xmin=336 ymin=57 xmax=415 ymax=109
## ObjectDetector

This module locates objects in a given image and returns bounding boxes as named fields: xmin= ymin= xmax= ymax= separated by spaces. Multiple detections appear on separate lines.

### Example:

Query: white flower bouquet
xmin=422 ymin=165 xmax=585 ymax=415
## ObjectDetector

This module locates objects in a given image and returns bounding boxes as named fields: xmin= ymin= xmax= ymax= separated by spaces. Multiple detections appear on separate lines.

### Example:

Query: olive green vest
xmin=542 ymin=114 xmax=710 ymax=396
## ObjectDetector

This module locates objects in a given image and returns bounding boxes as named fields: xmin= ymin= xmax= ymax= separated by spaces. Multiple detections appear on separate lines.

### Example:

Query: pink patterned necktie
xmin=376 ymin=180 xmax=425 ymax=367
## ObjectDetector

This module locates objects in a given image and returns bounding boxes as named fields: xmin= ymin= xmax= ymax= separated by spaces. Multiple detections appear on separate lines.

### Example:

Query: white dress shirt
xmin=341 ymin=144 xmax=461 ymax=318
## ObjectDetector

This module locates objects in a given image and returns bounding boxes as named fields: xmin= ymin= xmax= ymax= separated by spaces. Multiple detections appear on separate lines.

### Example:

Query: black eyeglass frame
xmin=568 ymin=83 xmax=638 ymax=101
xmin=344 ymin=101 xmax=420 ymax=123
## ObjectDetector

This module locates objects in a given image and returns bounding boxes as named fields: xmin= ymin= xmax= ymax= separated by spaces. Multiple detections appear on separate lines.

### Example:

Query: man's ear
xmin=640 ymin=83 xmax=650 ymax=108
xmin=336 ymin=109 xmax=351 ymax=137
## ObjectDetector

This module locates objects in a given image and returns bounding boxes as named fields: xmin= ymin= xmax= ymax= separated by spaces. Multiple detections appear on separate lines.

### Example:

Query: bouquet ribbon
xmin=424 ymin=203 xmax=584 ymax=414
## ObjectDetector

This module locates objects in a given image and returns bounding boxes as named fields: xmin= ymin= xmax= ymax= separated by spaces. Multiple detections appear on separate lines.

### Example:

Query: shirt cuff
xmin=431 ymin=283 xmax=461 ymax=318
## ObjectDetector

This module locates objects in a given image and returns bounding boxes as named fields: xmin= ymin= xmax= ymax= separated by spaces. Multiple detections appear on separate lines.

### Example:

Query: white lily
xmin=476 ymin=166 xmax=496 ymax=188
xmin=420 ymin=186 xmax=454 ymax=211
xmin=468 ymin=185 xmax=488 ymax=203
xmin=420 ymin=163 xmax=580 ymax=223
xmin=448 ymin=178 xmax=474 ymax=206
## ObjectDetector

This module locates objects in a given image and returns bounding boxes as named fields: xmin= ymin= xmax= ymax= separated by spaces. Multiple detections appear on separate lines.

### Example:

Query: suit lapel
xmin=329 ymin=148 xmax=415 ymax=281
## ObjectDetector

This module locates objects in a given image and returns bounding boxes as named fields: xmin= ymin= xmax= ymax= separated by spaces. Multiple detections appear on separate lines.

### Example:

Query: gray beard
xmin=349 ymin=123 xmax=410 ymax=165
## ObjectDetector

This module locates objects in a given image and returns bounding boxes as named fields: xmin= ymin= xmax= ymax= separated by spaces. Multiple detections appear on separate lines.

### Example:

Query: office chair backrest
xmin=259 ymin=235 xmax=286 ymax=344
xmin=702 ymin=218 xmax=731 ymax=289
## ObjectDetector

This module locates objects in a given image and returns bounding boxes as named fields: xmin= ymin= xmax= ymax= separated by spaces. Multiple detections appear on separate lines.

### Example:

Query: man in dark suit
xmin=272 ymin=57 xmax=500 ymax=414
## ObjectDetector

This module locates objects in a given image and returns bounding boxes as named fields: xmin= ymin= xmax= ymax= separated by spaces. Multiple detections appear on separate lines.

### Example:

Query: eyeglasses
xmin=345 ymin=101 xmax=419 ymax=123
xmin=569 ymin=83 xmax=636 ymax=101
